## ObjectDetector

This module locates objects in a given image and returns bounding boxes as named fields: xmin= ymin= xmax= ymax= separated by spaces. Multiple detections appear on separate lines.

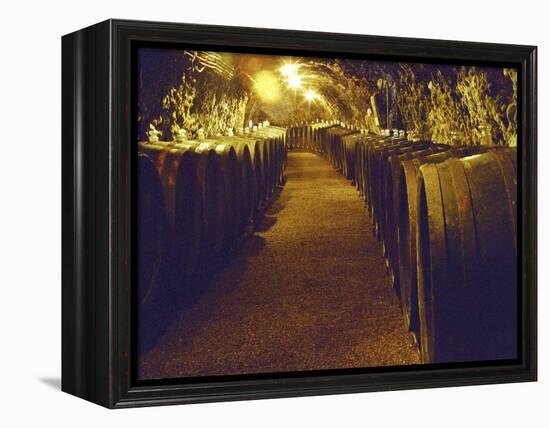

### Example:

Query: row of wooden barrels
xmin=287 ymin=123 xmax=518 ymax=364
xmin=137 ymin=127 xmax=287 ymax=349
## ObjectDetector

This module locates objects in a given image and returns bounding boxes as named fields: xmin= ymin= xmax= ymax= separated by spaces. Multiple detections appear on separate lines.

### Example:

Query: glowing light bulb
xmin=287 ymin=74 xmax=302 ymax=89
xmin=280 ymin=63 xmax=300 ymax=76
xmin=304 ymin=89 xmax=317 ymax=101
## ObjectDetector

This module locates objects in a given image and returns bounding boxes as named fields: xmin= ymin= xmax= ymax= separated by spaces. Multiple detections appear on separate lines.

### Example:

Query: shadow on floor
xmin=38 ymin=377 xmax=60 ymax=390
xmin=138 ymin=190 xmax=285 ymax=356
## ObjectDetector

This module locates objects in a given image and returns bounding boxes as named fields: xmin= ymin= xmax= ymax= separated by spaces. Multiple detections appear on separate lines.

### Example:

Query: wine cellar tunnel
xmin=136 ymin=50 xmax=518 ymax=380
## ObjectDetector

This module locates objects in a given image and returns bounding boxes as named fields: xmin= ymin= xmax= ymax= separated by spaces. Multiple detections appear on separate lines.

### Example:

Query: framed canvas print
xmin=62 ymin=19 xmax=537 ymax=408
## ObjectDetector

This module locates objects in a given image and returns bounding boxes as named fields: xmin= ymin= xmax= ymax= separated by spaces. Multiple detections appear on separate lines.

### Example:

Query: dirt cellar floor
xmin=139 ymin=152 xmax=420 ymax=380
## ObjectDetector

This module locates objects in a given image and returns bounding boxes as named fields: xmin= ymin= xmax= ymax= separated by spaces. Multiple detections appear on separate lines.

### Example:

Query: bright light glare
xmin=280 ymin=63 xmax=300 ymax=76
xmin=304 ymin=89 xmax=318 ymax=101
xmin=287 ymin=74 xmax=302 ymax=89
xmin=281 ymin=61 xmax=304 ymax=90
xmin=253 ymin=70 xmax=281 ymax=103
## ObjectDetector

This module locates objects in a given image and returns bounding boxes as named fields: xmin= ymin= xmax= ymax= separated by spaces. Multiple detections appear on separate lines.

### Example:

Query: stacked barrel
xmin=287 ymin=123 xmax=518 ymax=364
xmin=137 ymin=126 xmax=287 ymax=347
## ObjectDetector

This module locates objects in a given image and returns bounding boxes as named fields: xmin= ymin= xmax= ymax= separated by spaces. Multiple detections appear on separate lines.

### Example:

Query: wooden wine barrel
xmin=137 ymin=153 xmax=173 ymax=307
xmin=324 ymin=127 xmax=338 ymax=166
xmin=290 ymin=125 xmax=301 ymax=151
xmin=354 ymin=134 xmax=383 ymax=200
xmin=211 ymin=135 xmax=259 ymax=232
xmin=292 ymin=126 xmax=298 ymax=151
xmin=364 ymin=136 xmax=399 ymax=216
xmin=157 ymin=143 xmax=203 ymax=275
xmin=311 ymin=123 xmax=324 ymax=153
xmin=343 ymin=137 xmax=357 ymax=181
xmin=356 ymin=139 xmax=366 ymax=197
xmin=270 ymin=135 xmax=281 ymax=192
xmin=212 ymin=142 xmax=242 ymax=250
xmin=240 ymin=137 xmax=263 ymax=212
xmin=256 ymin=126 xmax=286 ymax=198
xmin=489 ymin=148 xmax=518 ymax=248
xmin=278 ymin=127 xmax=288 ymax=185
xmin=344 ymin=132 xmax=378 ymax=185
xmin=300 ymin=125 xmax=310 ymax=151
xmin=381 ymin=143 xmax=441 ymax=292
xmin=307 ymin=125 xmax=315 ymax=151
xmin=462 ymin=153 xmax=517 ymax=330
xmin=276 ymin=136 xmax=286 ymax=186
xmin=373 ymin=141 xmax=424 ymax=270
xmin=138 ymin=141 xmax=174 ymax=177
xmin=309 ymin=124 xmax=319 ymax=153
xmin=300 ymin=125 xmax=308 ymax=149
xmin=193 ymin=143 xmax=226 ymax=259
xmin=318 ymin=124 xmax=339 ymax=157
xmin=229 ymin=140 xmax=256 ymax=229
xmin=504 ymin=147 xmax=517 ymax=172
xmin=368 ymin=138 xmax=414 ymax=238
xmin=256 ymin=138 xmax=270 ymax=204
xmin=330 ymin=126 xmax=343 ymax=168
xmin=326 ymin=127 xmax=360 ymax=171
xmin=415 ymin=150 xmax=517 ymax=363
xmin=308 ymin=124 xmax=317 ymax=152
xmin=285 ymin=127 xmax=294 ymax=151
xmin=136 ymin=153 xmax=178 ymax=353
xmin=295 ymin=125 xmax=302 ymax=150
xmin=267 ymin=139 xmax=276 ymax=197
xmin=296 ymin=125 xmax=302 ymax=150
xmin=396 ymin=147 xmax=482 ymax=336
xmin=352 ymin=134 xmax=367 ymax=191
xmin=271 ymin=134 xmax=282 ymax=186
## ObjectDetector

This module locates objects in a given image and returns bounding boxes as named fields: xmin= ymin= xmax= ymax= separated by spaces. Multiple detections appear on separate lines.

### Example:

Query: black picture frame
xmin=62 ymin=19 xmax=537 ymax=408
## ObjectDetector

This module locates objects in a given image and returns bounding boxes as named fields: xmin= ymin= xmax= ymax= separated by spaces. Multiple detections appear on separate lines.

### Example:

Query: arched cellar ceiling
xmin=138 ymin=48 xmax=517 ymax=146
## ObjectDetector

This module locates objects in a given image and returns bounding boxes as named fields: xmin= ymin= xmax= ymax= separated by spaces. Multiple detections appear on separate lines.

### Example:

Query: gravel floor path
xmin=139 ymin=152 xmax=420 ymax=380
